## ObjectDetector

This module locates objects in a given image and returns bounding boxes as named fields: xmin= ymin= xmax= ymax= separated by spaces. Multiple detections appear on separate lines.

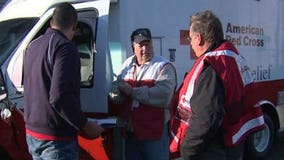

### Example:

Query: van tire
xmin=0 ymin=148 xmax=11 ymax=160
xmin=244 ymin=113 xmax=275 ymax=160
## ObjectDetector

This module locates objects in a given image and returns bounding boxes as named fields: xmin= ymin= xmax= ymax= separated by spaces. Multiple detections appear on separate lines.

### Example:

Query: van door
xmin=3 ymin=0 xmax=112 ymax=159
xmin=5 ymin=0 xmax=111 ymax=113
xmin=74 ymin=0 xmax=112 ymax=114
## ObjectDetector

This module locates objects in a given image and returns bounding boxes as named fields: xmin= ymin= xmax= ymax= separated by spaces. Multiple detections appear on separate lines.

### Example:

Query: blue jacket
xmin=24 ymin=28 xmax=87 ymax=139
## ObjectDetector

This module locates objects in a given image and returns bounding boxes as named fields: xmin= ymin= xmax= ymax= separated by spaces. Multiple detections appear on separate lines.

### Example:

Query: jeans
xmin=125 ymin=124 xmax=170 ymax=160
xmin=26 ymin=135 xmax=79 ymax=160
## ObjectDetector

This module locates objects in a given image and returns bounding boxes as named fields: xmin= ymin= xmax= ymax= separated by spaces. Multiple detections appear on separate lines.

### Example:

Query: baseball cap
xmin=131 ymin=28 xmax=152 ymax=44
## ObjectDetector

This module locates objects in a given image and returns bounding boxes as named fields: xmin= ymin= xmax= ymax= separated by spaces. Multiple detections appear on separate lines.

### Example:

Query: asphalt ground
xmin=266 ymin=132 xmax=284 ymax=160
xmin=173 ymin=131 xmax=284 ymax=160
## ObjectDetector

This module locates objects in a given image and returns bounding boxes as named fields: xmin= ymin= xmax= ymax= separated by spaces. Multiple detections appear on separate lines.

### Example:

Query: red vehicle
xmin=0 ymin=0 xmax=284 ymax=159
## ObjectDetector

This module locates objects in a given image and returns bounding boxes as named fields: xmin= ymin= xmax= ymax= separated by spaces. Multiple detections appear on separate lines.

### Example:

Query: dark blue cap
xmin=131 ymin=28 xmax=152 ymax=43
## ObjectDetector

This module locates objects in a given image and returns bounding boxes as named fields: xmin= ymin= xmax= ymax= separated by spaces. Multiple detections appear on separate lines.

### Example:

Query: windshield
xmin=0 ymin=18 xmax=37 ymax=64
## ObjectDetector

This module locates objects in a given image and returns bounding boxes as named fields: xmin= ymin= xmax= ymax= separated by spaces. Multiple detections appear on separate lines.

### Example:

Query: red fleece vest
xmin=169 ymin=41 xmax=265 ymax=153
xmin=120 ymin=56 xmax=169 ymax=140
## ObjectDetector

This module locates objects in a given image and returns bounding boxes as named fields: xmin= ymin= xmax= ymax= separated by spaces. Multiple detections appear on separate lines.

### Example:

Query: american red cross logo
xmin=180 ymin=29 xmax=197 ymax=59
xmin=179 ymin=94 xmax=190 ymax=109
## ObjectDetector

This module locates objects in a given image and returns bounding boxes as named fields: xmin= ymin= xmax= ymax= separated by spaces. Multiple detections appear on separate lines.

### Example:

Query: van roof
xmin=0 ymin=0 xmax=85 ymax=21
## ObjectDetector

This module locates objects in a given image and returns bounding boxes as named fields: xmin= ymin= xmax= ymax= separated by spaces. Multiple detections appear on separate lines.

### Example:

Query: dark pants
xmin=182 ymin=139 xmax=244 ymax=160
xmin=226 ymin=142 xmax=244 ymax=160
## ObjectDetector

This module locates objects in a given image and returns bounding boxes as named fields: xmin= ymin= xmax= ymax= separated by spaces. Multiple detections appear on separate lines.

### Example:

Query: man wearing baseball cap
xmin=111 ymin=28 xmax=177 ymax=159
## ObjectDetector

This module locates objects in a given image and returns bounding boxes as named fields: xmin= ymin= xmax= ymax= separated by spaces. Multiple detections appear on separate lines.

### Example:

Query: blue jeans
xmin=26 ymin=135 xmax=79 ymax=160
xmin=125 ymin=124 xmax=170 ymax=160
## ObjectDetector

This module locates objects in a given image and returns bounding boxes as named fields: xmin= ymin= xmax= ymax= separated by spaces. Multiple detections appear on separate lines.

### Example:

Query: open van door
xmin=72 ymin=1 xmax=114 ymax=160
xmin=6 ymin=0 xmax=111 ymax=113
xmin=1 ymin=0 xmax=113 ymax=159
xmin=73 ymin=1 xmax=112 ymax=114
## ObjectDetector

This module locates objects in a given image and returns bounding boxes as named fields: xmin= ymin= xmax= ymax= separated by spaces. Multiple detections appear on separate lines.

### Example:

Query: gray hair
xmin=190 ymin=10 xmax=224 ymax=44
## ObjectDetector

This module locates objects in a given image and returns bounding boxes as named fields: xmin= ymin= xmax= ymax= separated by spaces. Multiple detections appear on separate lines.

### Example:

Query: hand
xmin=79 ymin=121 xmax=104 ymax=140
xmin=118 ymin=81 xmax=133 ymax=96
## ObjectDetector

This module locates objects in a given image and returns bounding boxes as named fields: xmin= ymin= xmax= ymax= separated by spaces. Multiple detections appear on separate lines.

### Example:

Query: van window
xmin=0 ymin=18 xmax=37 ymax=64
xmin=30 ymin=21 xmax=94 ymax=88
xmin=73 ymin=22 xmax=94 ymax=87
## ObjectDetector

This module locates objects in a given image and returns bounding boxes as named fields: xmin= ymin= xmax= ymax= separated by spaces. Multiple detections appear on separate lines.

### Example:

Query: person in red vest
xmin=110 ymin=28 xmax=177 ymax=160
xmin=169 ymin=10 xmax=264 ymax=160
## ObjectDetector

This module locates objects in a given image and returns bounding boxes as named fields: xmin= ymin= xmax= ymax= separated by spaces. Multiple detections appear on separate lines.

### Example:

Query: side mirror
xmin=0 ymin=70 xmax=7 ymax=101
xmin=0 ymin=71 xmax=12 ymax=124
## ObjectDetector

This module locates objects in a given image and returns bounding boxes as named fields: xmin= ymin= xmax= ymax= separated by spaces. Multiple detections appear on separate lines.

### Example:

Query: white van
xmin=0 ymin=0 xmax=284 ymax=159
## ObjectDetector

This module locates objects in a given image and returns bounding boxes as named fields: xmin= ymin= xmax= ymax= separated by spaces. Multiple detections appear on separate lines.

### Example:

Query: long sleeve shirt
xmin=24 ymin=28 xmax=87 ymax=139
xmin=180 ymin=62 xmax=225 ymax=159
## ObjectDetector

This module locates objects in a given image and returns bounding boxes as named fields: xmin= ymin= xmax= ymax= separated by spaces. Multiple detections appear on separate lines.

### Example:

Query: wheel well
xmin=262 ymin=104 xmax=280 ymax=131
xmin=0 ymin=146 xmax=12 ymax=160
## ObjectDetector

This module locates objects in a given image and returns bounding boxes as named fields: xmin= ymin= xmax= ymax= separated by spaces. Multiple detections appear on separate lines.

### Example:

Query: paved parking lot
xmin=266 ymin=132 xmax=284 ymax=160
xmin=172 ymin=132 xmax=284 ymax=160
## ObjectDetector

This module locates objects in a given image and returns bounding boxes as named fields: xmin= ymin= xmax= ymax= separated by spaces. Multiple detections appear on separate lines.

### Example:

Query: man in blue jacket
xmin=24 ymin=2 xmax=103 ymax=160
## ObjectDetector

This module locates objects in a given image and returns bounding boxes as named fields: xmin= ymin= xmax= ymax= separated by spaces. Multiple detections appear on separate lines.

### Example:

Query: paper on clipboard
xmin=88 ymin=117 xmax=117 ymax=126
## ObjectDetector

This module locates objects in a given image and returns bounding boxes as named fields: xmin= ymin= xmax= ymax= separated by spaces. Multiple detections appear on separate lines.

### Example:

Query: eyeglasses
xmin=186 ymin=36 xmax=192 ymax=42
xmin=187 ymin=34 xmax=196 ymax=43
